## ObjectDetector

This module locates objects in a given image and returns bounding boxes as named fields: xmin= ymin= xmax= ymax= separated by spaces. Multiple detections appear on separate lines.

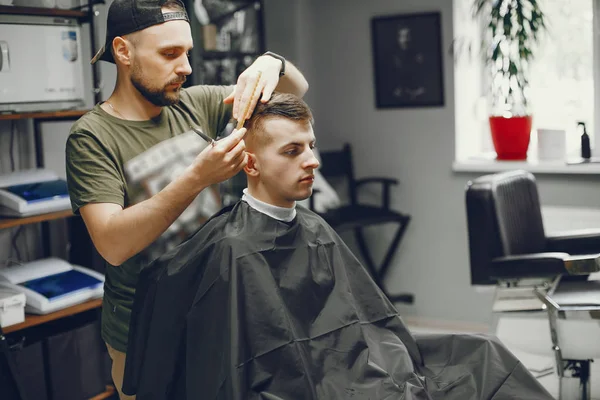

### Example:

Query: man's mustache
xmin=168 ymin=77 xmax=187 ymax=85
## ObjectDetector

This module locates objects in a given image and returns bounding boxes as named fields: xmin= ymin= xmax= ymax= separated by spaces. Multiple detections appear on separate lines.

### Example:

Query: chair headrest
xmin=465 ymin=170 xmax=546 ymax=284
xmin=469 ymin=169 xmax=535 ymax=189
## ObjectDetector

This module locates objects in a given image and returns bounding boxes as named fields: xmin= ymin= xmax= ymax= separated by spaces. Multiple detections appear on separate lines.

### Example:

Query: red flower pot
xmin=489 ymin=115 xmax=533 ymax=160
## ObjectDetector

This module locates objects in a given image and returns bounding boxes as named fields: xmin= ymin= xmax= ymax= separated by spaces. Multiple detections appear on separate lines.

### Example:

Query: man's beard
xmin=130 ymin=65 xmax=186 ymax=107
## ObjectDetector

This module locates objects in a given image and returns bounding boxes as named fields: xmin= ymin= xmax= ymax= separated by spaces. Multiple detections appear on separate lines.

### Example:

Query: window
xmin=454 ymin=0 xmax=599 ymax=161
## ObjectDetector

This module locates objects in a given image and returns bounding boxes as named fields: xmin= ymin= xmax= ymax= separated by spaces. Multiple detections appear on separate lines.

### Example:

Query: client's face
xmin=255 ymin=118 xmax=320 ymax=208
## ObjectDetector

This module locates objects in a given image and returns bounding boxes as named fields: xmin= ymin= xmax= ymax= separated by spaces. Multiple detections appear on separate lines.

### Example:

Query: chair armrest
xmin=546 ymin=229 xmax=600 ymax=254
xmin=354 ymin=177 xmax=398 ymax=209
xmin=490 ymin=252 xmax=600 ymax=280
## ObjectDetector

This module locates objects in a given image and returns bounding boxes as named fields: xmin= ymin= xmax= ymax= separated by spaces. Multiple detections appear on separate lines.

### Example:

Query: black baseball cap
xmin=91 ymin=0 xmax=189 ymax=64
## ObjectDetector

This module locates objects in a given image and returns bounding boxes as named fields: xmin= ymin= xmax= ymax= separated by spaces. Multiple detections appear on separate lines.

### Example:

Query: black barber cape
xmin=122 ymin=201 xmax=552 ymax=400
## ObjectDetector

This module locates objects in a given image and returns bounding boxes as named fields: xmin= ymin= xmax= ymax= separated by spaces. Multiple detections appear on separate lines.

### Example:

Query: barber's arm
xmin=274 ymin=59 xmax=308 ymax=97
xmin=224 ymin=52 xmax=309 ymax=120
xmin=79 ymin=129 xmax=247 ymax=266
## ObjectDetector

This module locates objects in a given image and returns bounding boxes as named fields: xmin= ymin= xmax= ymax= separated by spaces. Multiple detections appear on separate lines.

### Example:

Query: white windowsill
xmin=453 ymin=157 xmax=600 ymax=175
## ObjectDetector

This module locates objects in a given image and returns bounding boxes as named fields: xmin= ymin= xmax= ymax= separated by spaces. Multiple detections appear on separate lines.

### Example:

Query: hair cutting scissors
xmin=190 ymin=126 xmax=216 ymax=147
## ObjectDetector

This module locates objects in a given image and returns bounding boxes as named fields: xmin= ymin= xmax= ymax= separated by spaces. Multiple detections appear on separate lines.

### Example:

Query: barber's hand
xmin=223 ymin=55 xmax=284 ymax=121
xmin=191 ymin=128 xmax=248 ymax=186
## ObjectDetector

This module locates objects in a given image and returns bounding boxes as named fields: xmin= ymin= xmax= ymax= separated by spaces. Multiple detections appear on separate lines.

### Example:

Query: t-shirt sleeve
xmin=184 ymin=85 xmax=234 ymax=139
xmin=65 ymin=130 xmax=125 ymax=214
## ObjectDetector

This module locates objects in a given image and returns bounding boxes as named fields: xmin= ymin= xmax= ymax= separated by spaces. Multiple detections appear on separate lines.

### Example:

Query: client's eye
xmin=284 ymin=149 xmax=298 ymax=156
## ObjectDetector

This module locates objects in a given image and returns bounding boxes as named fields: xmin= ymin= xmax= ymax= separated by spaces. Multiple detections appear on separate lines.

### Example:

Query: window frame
xmin=453 ymin=0 xmax=600 ymax=164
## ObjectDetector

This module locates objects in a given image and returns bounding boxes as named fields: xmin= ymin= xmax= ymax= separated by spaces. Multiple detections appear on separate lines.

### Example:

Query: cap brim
xmin=90 ymin=44 xmax=115 ymax=64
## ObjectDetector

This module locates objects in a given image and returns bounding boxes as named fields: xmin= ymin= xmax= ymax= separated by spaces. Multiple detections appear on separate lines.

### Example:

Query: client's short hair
xmin=245 ymin=92 xmax=314 ymax=148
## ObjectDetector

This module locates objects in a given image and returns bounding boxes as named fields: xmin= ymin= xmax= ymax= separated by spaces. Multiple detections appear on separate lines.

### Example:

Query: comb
xmin=236 ymin=71 xmax=262 ymax=130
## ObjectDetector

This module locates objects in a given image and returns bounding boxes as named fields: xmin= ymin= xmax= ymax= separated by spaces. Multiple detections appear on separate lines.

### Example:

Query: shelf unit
xmin=0 ymin=210 xmax=74 ymax=230
xmin=187 ymin=0 xmax=265 ymax=87
xmin=0 ymin=110 xmax=87 ymax=242
xmin=3 ymin=298 xmax=102 ymax=335
xmin=0 ymin=5 xmax=105 ymax=400
xmin=0 ymin=5 xmax=87 ymax=18
xmin=0 ymin=4 xmax=99 ymax=252
xmin=0 ymin=297 xmax=110 ymax=400
xmin=209 ymin=1 xmax=259 ymax=25
xmin=0 ymin=105 xmax=86 ymax=254
xmin=0 ymin=4 xmax=99 ymax=253
xmin=0 ymin=109 xmax=88 ymax=122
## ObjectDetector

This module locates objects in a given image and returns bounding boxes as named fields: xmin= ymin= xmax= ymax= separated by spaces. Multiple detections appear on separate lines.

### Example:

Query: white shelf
xmin=453 ymin=158 xmax=600 ymax=175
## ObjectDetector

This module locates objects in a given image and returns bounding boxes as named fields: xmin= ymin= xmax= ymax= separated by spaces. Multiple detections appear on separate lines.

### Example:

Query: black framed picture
xmin=371 ymin=12 xmax=444 ymax=108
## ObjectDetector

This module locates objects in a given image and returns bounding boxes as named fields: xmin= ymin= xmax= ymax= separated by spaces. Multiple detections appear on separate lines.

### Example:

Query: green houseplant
xmin=473 ymin=0 xmax=547 ymax=160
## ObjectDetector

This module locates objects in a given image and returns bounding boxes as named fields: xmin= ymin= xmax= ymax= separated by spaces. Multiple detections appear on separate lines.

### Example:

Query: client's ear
xmin=244 ymin=153 xmax=259 ymax=177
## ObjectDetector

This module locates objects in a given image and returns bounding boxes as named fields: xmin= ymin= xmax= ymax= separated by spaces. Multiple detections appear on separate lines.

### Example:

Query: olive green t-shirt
xmin=65 ymin=85 xmax=233 ymax=353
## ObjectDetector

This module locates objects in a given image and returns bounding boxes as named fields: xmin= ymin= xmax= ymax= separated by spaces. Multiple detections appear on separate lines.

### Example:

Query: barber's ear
xmin=113 ymin=37 xmax=132 ymax=65
xmin=244 ymin=152 xmax=259 ymax=177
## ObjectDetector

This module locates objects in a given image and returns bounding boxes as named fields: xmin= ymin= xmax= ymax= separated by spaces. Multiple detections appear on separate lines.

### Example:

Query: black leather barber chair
xmin=466 ymin=169 xmax=600 ymax=400
xmin=310 ymin=143 xmax=413 ymax=304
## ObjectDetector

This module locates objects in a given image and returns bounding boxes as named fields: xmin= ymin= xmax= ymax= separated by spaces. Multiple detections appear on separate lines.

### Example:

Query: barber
xmin=65 ymin=1 xmax=308 ymax=399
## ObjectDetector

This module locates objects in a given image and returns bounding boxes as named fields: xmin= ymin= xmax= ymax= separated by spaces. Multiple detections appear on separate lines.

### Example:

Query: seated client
xmin=122 ymin=93 xmax=552 ymax=400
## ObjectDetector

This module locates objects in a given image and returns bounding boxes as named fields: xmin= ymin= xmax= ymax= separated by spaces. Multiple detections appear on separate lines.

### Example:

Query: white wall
xmin=295 ymin=0 xmax=493 ymax=323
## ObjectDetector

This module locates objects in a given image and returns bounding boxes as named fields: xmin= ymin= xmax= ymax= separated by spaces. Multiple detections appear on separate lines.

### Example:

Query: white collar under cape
xmin=241 ymin=188 xmax=296 ymax=222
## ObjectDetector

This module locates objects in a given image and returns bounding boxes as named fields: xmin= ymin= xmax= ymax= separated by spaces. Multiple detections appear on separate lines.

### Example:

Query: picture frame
xmin=371 ymin=12 xmax=445 ymax=108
